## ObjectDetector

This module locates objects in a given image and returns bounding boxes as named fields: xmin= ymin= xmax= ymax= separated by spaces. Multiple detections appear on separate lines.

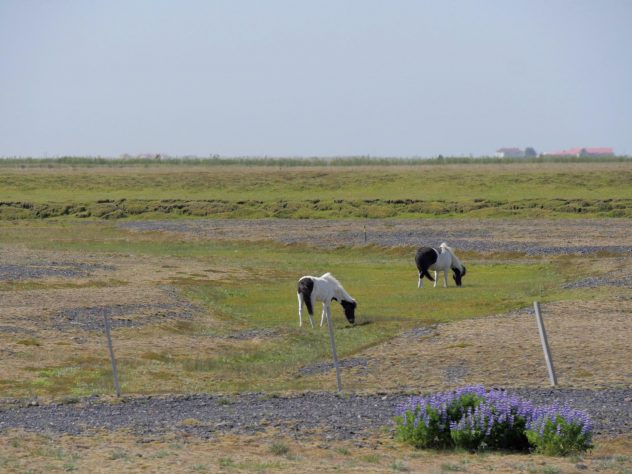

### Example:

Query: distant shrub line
xmin=1 ymin=155 xmax=631 ymax=168
xmin=395 ymin=385 xmax=593 ymax=456
xmin=1 ymin=197 xmax=631 ymax=220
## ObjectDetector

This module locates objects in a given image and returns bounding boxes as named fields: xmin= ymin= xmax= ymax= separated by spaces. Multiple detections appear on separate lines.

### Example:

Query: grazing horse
xmin=415 ymin=243 xmax=467 ymax=288
xmin=297 ymin=272 xmax=357 ymax=327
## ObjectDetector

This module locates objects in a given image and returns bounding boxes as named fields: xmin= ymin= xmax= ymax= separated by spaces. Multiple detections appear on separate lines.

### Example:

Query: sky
xmin=1 ymin=0 xmax=631 ymax=158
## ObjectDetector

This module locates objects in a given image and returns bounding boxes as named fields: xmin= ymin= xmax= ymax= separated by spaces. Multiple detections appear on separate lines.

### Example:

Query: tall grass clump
xmin=394 ymin=385 xmax=592 ymax=456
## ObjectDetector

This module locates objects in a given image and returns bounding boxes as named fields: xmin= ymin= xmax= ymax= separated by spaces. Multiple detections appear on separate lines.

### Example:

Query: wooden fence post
xmin=533 ymin=301 xmax=557 ymax=387
xmin=325 ymin=307 xmax=342 ymax=392
xmin=103 ymin=309 xmax=122 ymax=397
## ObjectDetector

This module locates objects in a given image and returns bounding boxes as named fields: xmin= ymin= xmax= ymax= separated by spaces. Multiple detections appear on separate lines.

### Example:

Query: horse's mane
xmin=440 ymin=243 xmax=464 ymax=271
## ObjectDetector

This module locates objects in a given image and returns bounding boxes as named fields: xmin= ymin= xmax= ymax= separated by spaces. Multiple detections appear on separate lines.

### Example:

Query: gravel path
xmin=563 ymin=275 xmax=632 ymax=289
xmin=52 ymin=302 xmax=197 ymax=331
xmin=0 ymin=262 xmax=114 ymax=281
xmin=1 ymin=388 xmax=630 ymax=441
xmin=119 ymin=218 xmax=632 ymax=255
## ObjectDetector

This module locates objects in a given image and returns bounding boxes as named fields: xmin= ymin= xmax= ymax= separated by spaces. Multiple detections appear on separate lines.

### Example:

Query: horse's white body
xmin=421 ymin=243 xmax=465 ymax=288
xmin=297 ymin=273 xmax=356 ymax=327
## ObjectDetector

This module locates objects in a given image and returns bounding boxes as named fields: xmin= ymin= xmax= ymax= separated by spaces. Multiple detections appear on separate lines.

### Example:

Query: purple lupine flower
xmin=396 ymin=385 xmax=592 ymax=453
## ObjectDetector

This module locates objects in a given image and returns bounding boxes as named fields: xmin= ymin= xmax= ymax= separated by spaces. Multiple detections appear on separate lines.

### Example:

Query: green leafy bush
xmin=526 ymin=409 xmax=593 ymax=456
xmin=395 ymin=385 xmax=592 ymax=456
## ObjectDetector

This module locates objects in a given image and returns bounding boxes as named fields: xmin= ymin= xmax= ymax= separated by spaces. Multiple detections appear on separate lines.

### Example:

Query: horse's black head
xmin=452 ymin=266 xmax=466 ymax=287
xmin=340 ymin=300 xmax=356 ymax=325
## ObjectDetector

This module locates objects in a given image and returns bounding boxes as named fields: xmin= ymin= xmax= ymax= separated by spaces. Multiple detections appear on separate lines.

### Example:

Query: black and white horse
xmin=415 ymin=243 xmax=467 ymax=288
xmin=297 ymin=272 xmax=357 ymax=327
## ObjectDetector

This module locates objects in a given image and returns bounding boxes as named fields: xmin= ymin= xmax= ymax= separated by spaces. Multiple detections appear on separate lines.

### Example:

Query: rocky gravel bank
xmin=1 ymin=388 xmax=630 ymax=441
xmin=119 ymin=219 xmax=632 ymax=255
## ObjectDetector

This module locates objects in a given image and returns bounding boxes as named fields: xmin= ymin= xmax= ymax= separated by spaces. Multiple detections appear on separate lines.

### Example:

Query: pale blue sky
xmin=1 ymin=0 xmax=630 ymax=157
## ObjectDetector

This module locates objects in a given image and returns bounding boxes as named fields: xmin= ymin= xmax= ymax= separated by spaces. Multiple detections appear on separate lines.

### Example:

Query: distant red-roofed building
xmin=582 ymin=147 xmax=614 ymax=157
xmin=543 ymin=147 xmax=614 ymax=157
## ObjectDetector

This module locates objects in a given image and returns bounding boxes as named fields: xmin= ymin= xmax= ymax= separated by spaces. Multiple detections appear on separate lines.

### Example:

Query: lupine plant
xmin=525 ymin=403 xmax=593 ymax=455
xmin=394 ymin=385 xmax=593 ymax=456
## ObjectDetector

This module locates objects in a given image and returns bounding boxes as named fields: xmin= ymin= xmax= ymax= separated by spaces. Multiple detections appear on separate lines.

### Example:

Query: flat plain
xmin=0 ymin=159 xmax=631 ymax=473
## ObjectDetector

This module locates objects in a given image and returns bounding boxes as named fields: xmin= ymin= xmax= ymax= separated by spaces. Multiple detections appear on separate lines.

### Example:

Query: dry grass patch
xmin=0 ymin=429 xmax=630 ymax=473
xmin=0 ymin=243 xmax=250 ymax=398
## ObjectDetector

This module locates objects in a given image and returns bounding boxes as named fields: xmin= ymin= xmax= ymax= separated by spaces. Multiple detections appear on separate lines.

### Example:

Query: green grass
xmin=0 ymin=197 xmax=620 ymax=396
xmin=1 ymin=162 xmax=631 ymax=218
xmin=161 ymin=245 xmax=570 ymax=391
xmin=2 ymin=167 xmax=631 ymax=202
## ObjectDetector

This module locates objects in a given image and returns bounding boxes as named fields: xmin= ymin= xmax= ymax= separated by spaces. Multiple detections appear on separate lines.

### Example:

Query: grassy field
xmin=0 ymin=222 xmax=580 ymax=396
xmin=0 ymin=220 xmax=623 ymax=397
xmin=1 ymin=161 xmax=631 ymax=218
xmin=1 ymin=161 xmax=631 ymax=472
xmin=1 ymin=160 xmax=631 ymax=396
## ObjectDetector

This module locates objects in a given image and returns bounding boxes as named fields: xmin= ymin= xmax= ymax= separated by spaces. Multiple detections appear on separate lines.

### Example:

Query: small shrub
xmin=395 ymin=385 xmax=592 ymax=456
xmin=110 ymin=449 xmax=128 ymax=460
xmin=525 ymin=405 xmax=593 ymax=456
xmin=390 ymin=459 xmax=410 ymax=471
xmin=440 ymin=462 xmax=467 ymax=472
xmin=16 ymin=338 xmax=41 ymax=346
xmin=269 ymin=442 xmax=290 ymax=456
xmin=361 ymin=454 xmax=381 ymax=463
xmin=218 ymin=457 xmax=235 ymax=467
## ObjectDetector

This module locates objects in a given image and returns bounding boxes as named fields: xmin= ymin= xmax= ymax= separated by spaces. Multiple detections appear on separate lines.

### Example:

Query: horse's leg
xmin=443 ymin=270 xmax=448 ymax=288
xmin=320 ymin=303 xmax=328 ymax=327
xmin=433 ymin=271 xmax=438 ymax=287
xmin=418 ymin=273 xmax=423 ymax=288
xmin=299 ymin=292 xmax=315 ymax=327
xmin=307 ymin=295 xmax=315 ymax=328
xmin=297 ymin=292 xmax=303 ymax=326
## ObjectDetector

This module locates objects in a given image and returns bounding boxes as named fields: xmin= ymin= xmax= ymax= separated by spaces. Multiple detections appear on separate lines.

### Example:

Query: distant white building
xmin=495 ymin=147 xmax=525 ymax=158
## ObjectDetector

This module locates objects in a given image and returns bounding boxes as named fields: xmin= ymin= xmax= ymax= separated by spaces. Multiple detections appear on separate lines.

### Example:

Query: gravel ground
xmin=298 ymin=358 xmax=370 ymax=377
xmin=0 ymin=262 xmax=114 ymax=281
xmin=0 ymin=388 xmax=629 ymax=441
xmin=52 ymin=303 xmax=197 ymax=331
xmin=563 ymin=274 xmax=632 ymax=289
xmin=119 ymin=218 xmax=632 ymax=255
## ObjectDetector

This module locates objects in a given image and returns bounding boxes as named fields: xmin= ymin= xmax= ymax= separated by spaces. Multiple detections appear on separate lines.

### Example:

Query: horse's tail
xmin=420 ymin=269 xmax=435 ymax=281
